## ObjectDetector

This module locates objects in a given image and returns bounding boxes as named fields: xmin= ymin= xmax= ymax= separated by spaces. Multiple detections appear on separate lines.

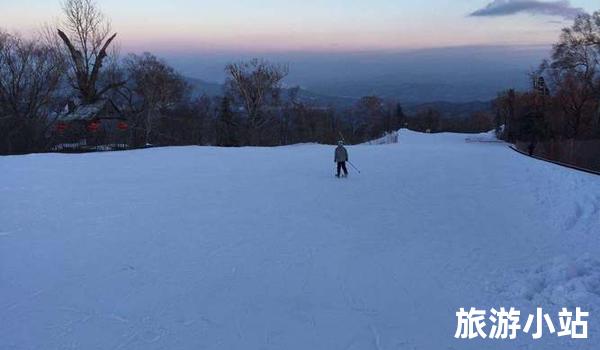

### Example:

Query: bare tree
xmin=541 ymin=11 xmax=600 ymax=138
xmin=57 ymin=0 xmax=122 ymax=103
xmin=123 ymin=52 xmax=188 ymax=146
xmin=0 ymin=31 xmax=7 ymax=53
xmin=493 ymin=89 xmax=517 ymax=140
xmin=225 ymin=59 xmax=288 ymax=145
xmin=550 ymin=12 xmax=600 ymax=81
xmin=416 ymin=108 xmax=442 ymax=133
xmin=216 ymin=95 xmax=238 ymax=147
xmin=356 ymin=96 xmax=387 ymax=138
xmin=278 ymin=86 xmax=301 ymax=145
xmin=0 ymin=31 xmax=66 ymax=154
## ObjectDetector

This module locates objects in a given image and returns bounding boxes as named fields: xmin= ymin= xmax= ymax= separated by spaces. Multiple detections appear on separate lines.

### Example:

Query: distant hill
xmin=186 ymin=78 xmax=356 ymax=108
xmin=186 ymin=78 xmax=493 ymax=117
xmin=404 ymin=100 xmax=493 ymax=118
xmin=186 ymin=78 xmax=224 ymax=97
xmin=168 ymin=45 xmax=548 ymax=104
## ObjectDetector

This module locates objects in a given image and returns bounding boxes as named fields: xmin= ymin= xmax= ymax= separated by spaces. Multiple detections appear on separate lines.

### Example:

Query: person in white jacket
xmin=334 ymin=141 xmax=349 ymax=178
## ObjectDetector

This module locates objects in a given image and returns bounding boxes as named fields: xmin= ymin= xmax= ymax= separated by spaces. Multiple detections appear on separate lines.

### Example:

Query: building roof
xmin=57 ymin=99 xmax=120 ymax=122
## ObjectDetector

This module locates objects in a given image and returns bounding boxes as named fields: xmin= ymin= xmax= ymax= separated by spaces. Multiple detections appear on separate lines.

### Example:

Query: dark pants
xmin=337 ymin=162 xmax=348 ymax=177
xmin=528 ymin=142 xmax=536 ymax=156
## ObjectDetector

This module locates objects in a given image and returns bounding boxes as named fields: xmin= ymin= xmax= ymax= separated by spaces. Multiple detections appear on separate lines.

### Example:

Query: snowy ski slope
xmin=1 ymin=130 xmax=599 ymax=349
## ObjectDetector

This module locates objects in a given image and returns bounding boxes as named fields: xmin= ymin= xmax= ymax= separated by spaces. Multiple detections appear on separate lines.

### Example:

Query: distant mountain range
xmin=167 ymin=45 xmax=549 ymax=106
xmin=186 ymin=78 xmax=357 ymax=108
xmin=186 ymin=78 xmax=492 ymax=117
xmin=403 ymin=100 xmax=493 ymax=118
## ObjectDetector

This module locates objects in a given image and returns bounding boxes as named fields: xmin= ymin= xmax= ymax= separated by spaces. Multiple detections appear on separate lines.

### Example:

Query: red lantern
xmin=87 ymin=121 xmax=100 ymax=132
xmin=117 ymin=121 xmax=129 ymax=131
xmin=55 ymin=122 xmax=68 ymax=133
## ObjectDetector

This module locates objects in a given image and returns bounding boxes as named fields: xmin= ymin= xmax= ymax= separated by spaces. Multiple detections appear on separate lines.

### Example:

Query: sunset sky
xmin=1 ymin=0 xmax=598 ymax=53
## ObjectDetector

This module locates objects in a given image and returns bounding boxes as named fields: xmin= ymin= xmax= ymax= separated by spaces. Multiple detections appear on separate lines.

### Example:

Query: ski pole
xmin=347 ymin=161 xmax=361 ymax=174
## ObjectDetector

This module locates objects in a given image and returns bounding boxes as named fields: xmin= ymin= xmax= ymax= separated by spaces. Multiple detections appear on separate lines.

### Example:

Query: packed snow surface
xmin=1 ymin=130 xmax=599 ymax=349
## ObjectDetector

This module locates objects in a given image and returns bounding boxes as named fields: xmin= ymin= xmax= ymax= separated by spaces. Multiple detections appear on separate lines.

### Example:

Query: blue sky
xmin=1 ymin=0 xmax=598 ymax=53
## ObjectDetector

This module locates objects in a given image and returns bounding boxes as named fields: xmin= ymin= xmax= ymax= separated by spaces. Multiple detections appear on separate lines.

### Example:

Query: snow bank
xmin=364 ymin=131 xmax=399 ymax=145
xmin=503 ymin=254 xmax=600 ymax=311
xmin=366 ymin=129 xmax=502 ymax=146
xmin=464 ymin=130 xmax=502 ymax=143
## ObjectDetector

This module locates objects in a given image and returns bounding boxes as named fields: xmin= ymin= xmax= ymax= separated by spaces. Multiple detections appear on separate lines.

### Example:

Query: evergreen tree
xmin=395 ymin=103 xmax=406 ymax=129
xmin=216 ymin=96 xmax=237 ymax=147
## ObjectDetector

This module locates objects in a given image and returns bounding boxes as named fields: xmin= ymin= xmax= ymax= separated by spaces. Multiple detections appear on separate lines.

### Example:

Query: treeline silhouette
xmin=493 ymin=11 xmax=600 ymax=171
xmin=0 ymin=0 xmax=497 ymax=155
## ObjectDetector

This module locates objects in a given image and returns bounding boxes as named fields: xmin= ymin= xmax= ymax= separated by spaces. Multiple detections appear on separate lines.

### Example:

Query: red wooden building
xmin=51 ymin=99 xmax=130 ymax=152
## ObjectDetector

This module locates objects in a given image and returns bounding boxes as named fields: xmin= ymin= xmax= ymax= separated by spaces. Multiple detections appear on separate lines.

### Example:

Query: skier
xmin=334 ymin=140 xmax=349 ymax=178
xmin=527 ymin=137 xmax=537 ymax=156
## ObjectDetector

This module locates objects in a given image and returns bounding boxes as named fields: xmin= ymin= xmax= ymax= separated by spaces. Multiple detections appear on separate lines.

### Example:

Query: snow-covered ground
xmin=1 ymin=130 xmax=599 ymax=349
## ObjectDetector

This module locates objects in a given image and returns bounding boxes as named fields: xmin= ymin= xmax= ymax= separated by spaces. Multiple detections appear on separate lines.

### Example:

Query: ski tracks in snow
xmin=2 ymin=131 xmax=599 ymax=350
